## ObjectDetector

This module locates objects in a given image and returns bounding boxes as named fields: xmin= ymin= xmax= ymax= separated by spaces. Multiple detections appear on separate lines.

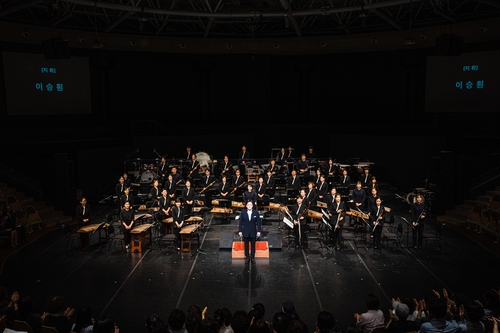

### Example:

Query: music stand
xmin=399 ymin=216 xmax=414 ymax=248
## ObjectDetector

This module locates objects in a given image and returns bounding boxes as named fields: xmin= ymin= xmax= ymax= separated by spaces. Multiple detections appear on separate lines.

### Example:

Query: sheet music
xmin=321 ymin=209 xmax=329 ymax=219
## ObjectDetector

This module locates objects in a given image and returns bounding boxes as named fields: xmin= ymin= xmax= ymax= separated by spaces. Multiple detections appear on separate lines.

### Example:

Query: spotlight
xmin=479 ymin=26 xmax=487 ymax=33
xmin=179 ymin=43 xmax=186 ymax=49
xmin=79 ymin=36 xmax=86 ymax=43
xmin=274 ymin=43 xmax=280 ymax=49
xmin=320 ymin=41 xmax=327 ymax=47
xmin=130 ymin=39 xmax=136 ymax=46
xmin=226 ymin=43 xmax=233 ymax=49
xmin=371 ymin=37 xmax=377 ymax=44
xmin=420 ymin=34 xmax=427 ymax=40
xmin=22 ymin=30 xmax=29 ymax=37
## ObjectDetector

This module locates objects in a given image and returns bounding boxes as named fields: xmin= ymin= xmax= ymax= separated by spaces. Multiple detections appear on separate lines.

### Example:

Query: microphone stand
xmin=400 ymin=216 xmax=414 ymax=248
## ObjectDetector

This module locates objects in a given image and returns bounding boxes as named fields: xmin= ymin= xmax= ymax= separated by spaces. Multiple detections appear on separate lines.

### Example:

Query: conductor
xmin=238 ymin=201 xmax=262 ymax=265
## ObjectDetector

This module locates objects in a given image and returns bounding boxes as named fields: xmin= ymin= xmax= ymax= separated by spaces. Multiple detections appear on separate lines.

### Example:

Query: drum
xmin=353 ymin=164 xmax=369 ymax=174
xmin=338 ymin=164 xmax=350 ymax=173
xmin=149 ymin=164 xmax=157 ymax=173
xmin=406 ymin=192 xmax=425 ymax=205
xmin=141 ymin=170 xmax=156 ymax=183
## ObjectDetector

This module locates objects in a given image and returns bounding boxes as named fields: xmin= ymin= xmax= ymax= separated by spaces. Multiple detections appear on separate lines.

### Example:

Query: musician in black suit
xmin=187 ymin=154 xmax=200 ymax=180
xmin=292 ymin=196 xmax=307 ymax=248
xmin=411 ymin=194 xmax=426 ymax=249
xmin=305 ymin=182 xmax=317 ymax=207
xmin=238 ymin=201 xmax=262 ymax=264
xmin=123 ymin=173 xmax=131 ymax=189
xmin=299 ymin=189 xmax=310 ymax=208
xmin=338 ymin=169 xmax=351 ymax=188
xmin=120 ymin=201 xmax=135 ymax=252
xmin=329 ymin=193 xmax=345 ymax=250
xmin=231 ymin=169 xmax=245 ymax=197
xmin=360 ymin=168 xmax=372 ymax=188
xmin=256 ymin=177 xmax=267 ymax=200
xmin=306 ymin=146 xmax=317 ymax=160
xmin=317 ymin=175 xmax=329 ymax=202
xmin=150 ymin=179 xmax=162 ymax=201
xmin=184 ymin=146 xmax=192 ymax=161
xmin=238 ymin=146 xmax=249 ymax=175
xmin=276 ymin=147 xmax=287 ymax=165
xmin=158 ymin=157 xmax=169 ymax=183
xmin=76 ymin=197 xmax=91 ymax=227
xmin=313 ymin=169 xmax=322 ymax=186
xmin=218 ymin=176 xmax=231 ymax=199
xmin=327 ymin=187 xmax=338 ymax=211
xmin=297 ymin=154 xmax=309 ymax=176
xmin=369 ymin=197 xmax=385 ymax=249
xmin=120 ymin=188 xmax=133 ymax=208
xmin=181 ymin=180 xmax=196 ymax=214
xmin=326 ymin=159 xmax=336 ymax=177
xmin=171 ymin=199 xmax=184 ymax=248
xmin=352 ymin=181 xmax=367 ymax=212
xmin=201 ymin=169 xmax=216 ymax=204
xmin=243 ymin=184 xmax=257 ymax=206
xmin=115 ymin=176 xmax=125 ymax=197
xmin=164 ymin=174 xmax=177 ymax=200
xmin=170 ymin=167 xmax=183 ymax=186
xmin=286 ymin=146 xmax=294 ymax=159
xmin=157 ymin=189 xmax=171 ymax=234
xmin=267 ymin=159 xmax=279 ymax=176
xmin=287 ymin=170 xmax=301 ymax=198
xmin=219 ymin=155 xmax=232 ymax=179
xmin=264 ymin=170 xmax=275 ymax=189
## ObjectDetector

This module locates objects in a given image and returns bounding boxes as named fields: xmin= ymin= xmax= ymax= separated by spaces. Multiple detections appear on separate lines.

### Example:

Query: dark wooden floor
xmin=1 ymin=191 xmax=499 ymax=333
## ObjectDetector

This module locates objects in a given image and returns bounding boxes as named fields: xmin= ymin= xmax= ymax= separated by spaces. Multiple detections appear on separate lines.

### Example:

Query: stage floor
xmin=1 ymin=199 xmax=499 ymax=333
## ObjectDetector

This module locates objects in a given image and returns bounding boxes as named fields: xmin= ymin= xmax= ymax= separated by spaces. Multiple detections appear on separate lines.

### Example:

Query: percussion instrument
xmin=210 ymin=207 xmax=233 ymax=214
xmin=140 ymin=170 xmax=156 ymax=182
xmin=130 ymin=223 xmax=153 ymax=253
xmin=77 ymin=222 xmax=109 ymax=250
xmin=338 ymin=164 xmax=351 ymax=173
xmin=265 ymin=203 xmax=281 ymax=210
xmin=307 ymin=210 xmax=323 ymax=220
xmin=180 ymin=224 xmax=200 ymax=252
xmin=186 ymin=216 xmax=203 ymax=224
xmin=353 ymin=164 xmax=369 ymax=174
xmin=406 ymin=192 xmax=425 ymax=205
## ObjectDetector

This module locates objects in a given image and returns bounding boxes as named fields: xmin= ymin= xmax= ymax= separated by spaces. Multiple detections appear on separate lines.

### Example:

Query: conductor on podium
xmin=238 ymin=201 xmax=262 ymax=264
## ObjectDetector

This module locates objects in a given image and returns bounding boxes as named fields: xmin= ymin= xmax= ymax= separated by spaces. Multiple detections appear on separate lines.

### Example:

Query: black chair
xmin=423 ymin=223 xmax=445 ymax=251
xmin=107 ymin=225 xmax=125 ymax=251
xmin=14 ymin=320 xmax=35 ymax=333
xmin=341 ymin=227 xmax=358 ymax=250
xmin=383 ymin=222 xmax=403 ymax=250
xmin=62 ymin=224 xmax=81 ymax=250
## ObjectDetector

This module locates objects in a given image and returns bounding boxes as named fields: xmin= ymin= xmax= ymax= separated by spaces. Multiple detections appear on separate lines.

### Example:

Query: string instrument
xmin=412 ymin=207 xmax=426 ymax=227
xmin=230 ymin=181 xmax=246 ymax=194
xmin=335 ymin=209 xmax=343 ymax=229
xmin=231 ymin=201 xmax=245 ymax=209
xmin=175 ymin=178 xmax=183 ymax=185
xmin=211 ymin=199 xmax=219 ymax=206
xmin=372 ymin=206 xmax=384 ymax=232
xmin=295 ymin=206 xmax=308 ymax=244
xmin=200 ymin=181 xmax=215 ymax=194
xmin=221 ymin=163 xmax=233 ymax=174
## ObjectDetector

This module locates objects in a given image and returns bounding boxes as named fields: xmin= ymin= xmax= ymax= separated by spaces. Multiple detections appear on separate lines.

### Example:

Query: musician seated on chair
xmin=297 ymin=154 xmax=309 ymax=176
xmin=219 ymin=155 xmax=232 ymax=179
xmin=267 ymin=159 xmax=279 ymax=175
xmin=188 ymin=154 xmax=200 ymax=180
xmin=292 ymin=196 xmax=307 ymax=249
xmin=218 ymin=176 xmax=230 ymax=199
xmin=338 ymin=169 xmax=350 ymax=188
xmin=76 ymin=197 xmax=92 ymax=248
xmin=327 ymin=158 xmax=336 ymax=177
xmin=305 ymin=182 xmax=317 ymax=207
xmin=120 ymin=188 xmax=133 ymax=209
xmin=201 ymin=169 xmax=216 ymax=204
xmin=360 ymin=168 xmax=372 ymax=188
xmin=317 ymin=175 xmax=328 ymax=201
xmin=150 ymin=179 xmax=162 ymax=200
xmin=243 ymin=184 xmax=257 ymax=207
xmin=287 ymin=170 xmax=300 ymax=198
xmin=115 ymin=176 xmax=125 ymax=198
xmin=122 ymin=172 xmax=131 ymax=189
xmin=256 ymin=177 xmax=267 ymax=200
xmin=231 ymin=169 xmax=245 ymax=192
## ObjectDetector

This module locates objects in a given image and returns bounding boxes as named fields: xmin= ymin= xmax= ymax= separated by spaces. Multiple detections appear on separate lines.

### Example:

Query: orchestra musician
xmin=188 ymin=154 xmax=200 ymax=180
xmin=369 ymin=197 xmax=385 ymax=249
xmin=317 ymin=175 xmax=328 ymax=201
xmin=297 ymin=154 xmax=309 ymax=176
xmin=238 ymin=200 xmax=262 ymax=265
xmin=360 ymin=168 xmax=372 ymax=188
xmin=184 ymin=146 xmax=192 ymax=160
xmin=256 ymin=177 xmax=267 ymax=200
xmin=238 ymin=145 xmax=250 ymax=161
xmin=338 ymin=169 xmax=351 ymax=188
xmin=299 ymin=189 xmax=310 ymax=208
xmin=305 ymin=182 xmax=317 ymax=207
xmin=171 ymin=167 xmax=183 ymax=185
xmin=287 ymin=170 xmax=301 ymax=198
xmin=368 ymin=176 xmax=379 ymax=193
xmin=76 ymin=197 xmax=91 ymax=249
xmin=327 ymin=187 xmax=338 ymax=210
xmin=411 ymin=194 xmax=426 ymax=249
xmin=306 ymin=146 xmax=316 ymax=160
xmin=329 ymin=193 xmax=345 ymax=251
xmin=313 ymin=169 xmax=322 ymax=186
xmin=164 ymin=174 xmax=177 ymax=200
xmin=352 ymin=181 xmax=367 ymax=212
xmin=243 ymin=184 xmax=257 ymax=206
xmin=157 ymin=189 xmax=171 ymax=234
xmin=292 ymin=196 xmax=307 ymax=249
xmin=267 ymin=159 xmax=279 ymax=176
xmin=115 ymin=176 xmax=125 ymax=198
xmin=219 ymin=155 xmax=232 ymax=179
xmin=231 ymin=169 xmax=245 ymax=197
xmin=366 ymin=188 xmax=378 ymax=213
xmin=201 ymin=169 xmax=216 ymax=204
xmin=120 ymin=201 xmax=135 ymax=252
xmin=181 ymin=180 xmax=196 ymax=214
xmin=122 ymin=172 xmax=131 ymax=189
xmin=218 ymin=176 xmax=231 ymax=199
xmin=158 ymin=157 xmax=169 ymax=182
xmin=171 ymin=199 xmax=184 ymax=250
xmin=276 ymin=147 xmax=287 ymax=165
xmin=149 ymin=179 xmax=162 ymax=201
xmin=326 ymin=159 xmax=336 ymax=177
xmin=264 ymin=170 xmax=275 ymax=197
xmin=120 ymin=187 xmax=133 ymax=209
xmin=286 ymin=146 xmax=294 ymax=159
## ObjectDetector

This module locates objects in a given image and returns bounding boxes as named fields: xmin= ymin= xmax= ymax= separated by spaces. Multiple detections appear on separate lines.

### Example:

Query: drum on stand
xmin=141 ymin=170 xmax=156 ymax=183
xmin=353 ymin=164 xmax=369 ymax=174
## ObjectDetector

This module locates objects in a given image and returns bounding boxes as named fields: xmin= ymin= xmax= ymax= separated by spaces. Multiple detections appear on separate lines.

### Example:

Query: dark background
xmin=1 ymin=40 xmax=500 ymax=217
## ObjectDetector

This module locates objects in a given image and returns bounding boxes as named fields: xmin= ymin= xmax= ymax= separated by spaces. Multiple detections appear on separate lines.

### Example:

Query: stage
xmin=1 ymin=200 xmax=499 ymax=333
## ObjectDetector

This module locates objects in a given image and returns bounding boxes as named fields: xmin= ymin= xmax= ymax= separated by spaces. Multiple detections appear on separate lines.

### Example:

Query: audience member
xmin=42 ymin=295 xmax=74 ymax=333
xmin=72 ymin=306 xmax=94 ymax=333
xmin=93 ymin=315 xmax=119 ymax=333
xmin=146 ymin=313 xmax=169 ymax=333
xmin=354 ymin=294 xmax=385 ymax=333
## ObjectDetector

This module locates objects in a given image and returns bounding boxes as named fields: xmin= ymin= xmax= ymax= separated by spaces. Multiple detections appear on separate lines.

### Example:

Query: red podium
xmin=232 ymin=241 xmax=269 ymax=258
